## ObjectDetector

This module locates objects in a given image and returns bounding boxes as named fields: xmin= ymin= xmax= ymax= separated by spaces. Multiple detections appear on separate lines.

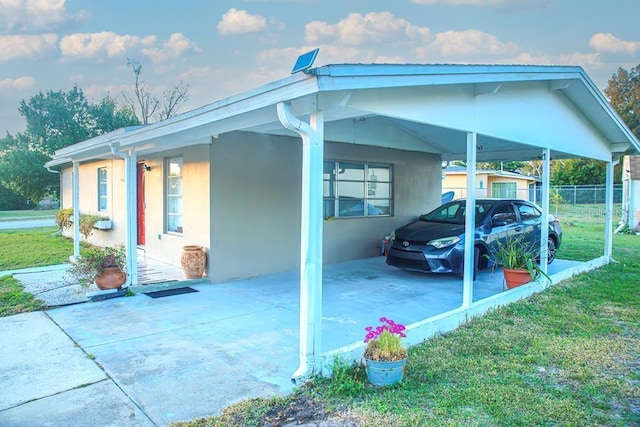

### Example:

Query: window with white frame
xmin=491 ymin=181 xmax=517 ymax=198
xmin=166 ymin=157 xmax=183 ymax=233
xmin=323 ymin=161 xmax=392 ymax=218
xmin=98 ymin=167 xmax=108 ymax=211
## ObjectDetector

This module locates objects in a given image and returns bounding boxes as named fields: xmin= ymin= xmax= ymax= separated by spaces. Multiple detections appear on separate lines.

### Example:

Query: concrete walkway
xmin=0 ymin=256 xmax=583 ymax=426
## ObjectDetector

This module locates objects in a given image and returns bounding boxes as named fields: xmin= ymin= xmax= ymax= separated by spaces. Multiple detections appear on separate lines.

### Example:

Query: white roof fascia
xmin=51 ymin=126 xmax=142 ymax=160
xmin=118 ymin=73 xmax=319 ymax=147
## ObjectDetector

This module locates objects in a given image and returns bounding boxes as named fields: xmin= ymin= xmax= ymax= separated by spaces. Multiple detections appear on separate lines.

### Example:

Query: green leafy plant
xmin=363 ymin=317 xmax=408 ymax=362
xmin=55 ymin=208 xmax=109 ymax=238
xmin=68 ymin=245 xmax=126 ymax=287
xmin=490 ymin=235 xmax=551 ymax=281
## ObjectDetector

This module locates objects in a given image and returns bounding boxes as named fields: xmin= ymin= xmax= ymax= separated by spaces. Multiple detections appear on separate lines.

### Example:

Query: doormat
xmin=144 ymin=287 xmax=199 ymax=298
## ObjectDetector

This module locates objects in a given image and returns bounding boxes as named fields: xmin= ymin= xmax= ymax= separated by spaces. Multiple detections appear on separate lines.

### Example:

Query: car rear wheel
xmin=547 ymin=237 xmax=557 ymax=264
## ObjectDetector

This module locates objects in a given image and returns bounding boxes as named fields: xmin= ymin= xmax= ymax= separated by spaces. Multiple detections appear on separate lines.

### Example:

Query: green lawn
xmin=0 ymin=227 xmax=74 ymax=271
xmin=175 ymin=203 xmax=640 ymax=427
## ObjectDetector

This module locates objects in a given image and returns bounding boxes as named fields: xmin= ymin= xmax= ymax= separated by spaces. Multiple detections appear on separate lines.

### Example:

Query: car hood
xmin=395 ymin=220 xmax=465 ymax=243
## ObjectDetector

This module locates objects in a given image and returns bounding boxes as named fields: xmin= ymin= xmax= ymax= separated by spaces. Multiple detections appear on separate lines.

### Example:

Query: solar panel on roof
xmin=291 ymin=48 xmax=319 ymax=74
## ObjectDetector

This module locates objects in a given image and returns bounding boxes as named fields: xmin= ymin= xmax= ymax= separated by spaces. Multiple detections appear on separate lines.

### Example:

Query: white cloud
xmin=141 ymin=33 xmax=200 ymax=63
xmin=59 ymin=32 xmax=156 ymax=61
xmin=0 ymin=0 xmax=89 ymax=33
xmin=217 ymin=8 xmax=266 ymax=36
xmin=0 ymin=33 xmax=57 ymax=60
xmin=0 ymin=75 xmax=36 ymax=90
xmin=589 ymin=33 xmax=640 ymax=55
xmin=305 ymin=12 xmax=431 ymax=46
xmin=426 ymin=29 xmax=519 ymax=57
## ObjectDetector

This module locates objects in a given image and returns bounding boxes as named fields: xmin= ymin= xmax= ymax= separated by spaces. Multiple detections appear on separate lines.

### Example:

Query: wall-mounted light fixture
xmin=142 ymin=164 xmax=152 ymax=172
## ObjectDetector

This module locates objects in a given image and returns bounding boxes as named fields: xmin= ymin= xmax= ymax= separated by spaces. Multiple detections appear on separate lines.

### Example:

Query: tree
xmin=0 ymin=87 xmax=139 ymax=202
xmin=605 ymin=65 xmax=640 ymax=140
xmin=549 ymin=158 xmax=622 ymax=185
xmin=122 ymin=58 xmax=189 ymax=124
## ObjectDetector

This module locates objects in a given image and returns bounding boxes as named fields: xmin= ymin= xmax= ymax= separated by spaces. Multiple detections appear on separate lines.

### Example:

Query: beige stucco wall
xmin=443 ymin=173 xmax=490 ymax=199
xmin=443 ymin=173 xmax=533 ymax=200
xmin=138 ymin=144 xmax=211 ymax=270
xmin=59 ymin=159 xmax=128 ymax=247
xmin=208 ymin=131 xmax=441 ymax=282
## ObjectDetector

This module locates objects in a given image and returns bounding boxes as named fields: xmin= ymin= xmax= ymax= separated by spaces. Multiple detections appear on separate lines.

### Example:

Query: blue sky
xmin=1 ymin=0 xmax=639 ymax=135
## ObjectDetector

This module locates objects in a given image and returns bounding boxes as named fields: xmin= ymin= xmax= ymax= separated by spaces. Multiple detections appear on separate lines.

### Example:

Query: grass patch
xmin=177 ymin=204 xmax=640 ymax=427
xmin=0 ymin=275 xmax=44 ymax=317
xmin=0 ymin=227 xmax=75 ymax=270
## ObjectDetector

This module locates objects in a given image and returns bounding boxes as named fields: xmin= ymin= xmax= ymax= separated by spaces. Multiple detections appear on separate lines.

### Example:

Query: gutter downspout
xmin=110 ymin=143 xmax=138 ymax=287
xmin=45 ymin=165 xmax=62 ymax=222
xmin=276 ymin=101 xmax=324 ymax=385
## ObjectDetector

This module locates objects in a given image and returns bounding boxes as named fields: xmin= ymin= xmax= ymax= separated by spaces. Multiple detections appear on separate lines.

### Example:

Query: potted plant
xmin=490 ymin=235 xmax=551 ymax=289
xmin=69 ymin=245 xmax=127 ymax=290
xmin=363 ymin=317 xmax=408 ymax=386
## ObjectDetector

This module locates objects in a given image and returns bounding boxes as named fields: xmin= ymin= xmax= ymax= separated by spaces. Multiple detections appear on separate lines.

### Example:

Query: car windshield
xmin=421 ymin=200 xmax=493 ymax=224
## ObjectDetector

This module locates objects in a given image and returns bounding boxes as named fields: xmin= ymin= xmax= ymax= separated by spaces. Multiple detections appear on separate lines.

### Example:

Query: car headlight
xmin=389 ymin=230 xmax=396 ymax=241
xmin=427 ymin=236 xmax=461 ymax=249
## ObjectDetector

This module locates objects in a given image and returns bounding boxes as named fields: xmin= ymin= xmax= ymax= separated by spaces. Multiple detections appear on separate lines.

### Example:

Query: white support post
xmin=126 ymin=149 xmax=139 ymax=285
xmin=539 ymin=149 xmax=550 ymax=274
xmin=462 ymin=132 xmax=477 ymax=309
xmin=308 ymin=110 xmax=324 ymax=375
xmin=110 ymin=144 xmax=138 ymax=287
xmin=604 ymin=158 xmax=614 ymax=262
xmin=72 ymin=161 xmax=80 ymax=260
xmin=277 ymin=102 xmax=324 ymax=384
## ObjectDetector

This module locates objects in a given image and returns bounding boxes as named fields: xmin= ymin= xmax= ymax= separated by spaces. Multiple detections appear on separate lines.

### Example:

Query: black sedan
xmin=386 ymin=198 xmax=562 ymax=278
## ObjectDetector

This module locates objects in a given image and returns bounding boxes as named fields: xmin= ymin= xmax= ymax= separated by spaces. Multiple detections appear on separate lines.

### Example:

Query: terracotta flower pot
xmin=181 ymin=245 xmax=206 ymax=279
xmin=94 ymin=267 xmax=126 ymax=290
xmin=502 ymin=267 xmax=532 ymax=289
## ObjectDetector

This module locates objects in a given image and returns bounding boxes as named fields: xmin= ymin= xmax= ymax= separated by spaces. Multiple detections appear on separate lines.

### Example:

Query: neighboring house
xmin=443 ymin=165 xmax=539 ymax=201
xmin=45 ymin=63 xmax=639 ymax=380
xmin=622 ymin=155 xmax=640 ymax=231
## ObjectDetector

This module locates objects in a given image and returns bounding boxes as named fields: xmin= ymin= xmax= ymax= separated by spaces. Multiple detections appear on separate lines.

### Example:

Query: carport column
xmin=462 ymin=132 xmax=477 ymax=309
xmin=604 ymin=157 xmax=615 ymax=261
xmin=276 ymin=102 xmax=324 ymax=383
xmin=72 ymin=161 xmax=80 ymax=260
xmin=109 ymin=144 xmax=138 ymax=287
xmin=539 ymin=149 xmax=550 ymax=274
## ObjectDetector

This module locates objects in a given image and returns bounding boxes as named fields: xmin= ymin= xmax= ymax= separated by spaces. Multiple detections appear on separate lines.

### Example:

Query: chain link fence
xmin=443 ymin=184 xmax=623 ymax=205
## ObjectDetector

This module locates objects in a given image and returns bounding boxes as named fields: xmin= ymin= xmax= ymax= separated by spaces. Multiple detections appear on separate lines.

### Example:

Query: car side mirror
xmin=491 ymin=213 xmax=509 ymax=227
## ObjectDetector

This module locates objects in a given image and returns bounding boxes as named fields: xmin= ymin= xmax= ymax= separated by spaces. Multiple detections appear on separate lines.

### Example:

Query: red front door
xmin=137 ymin=162 xmax=146 ymax=246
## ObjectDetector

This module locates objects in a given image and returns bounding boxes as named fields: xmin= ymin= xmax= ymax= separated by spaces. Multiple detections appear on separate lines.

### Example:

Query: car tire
xmin=547 ymin=237 xmax=556 ymax=264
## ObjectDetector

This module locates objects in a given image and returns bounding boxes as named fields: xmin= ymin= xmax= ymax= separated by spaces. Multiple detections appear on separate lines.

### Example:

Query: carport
xmin=47 ymin=64 xmax=640 ymax=383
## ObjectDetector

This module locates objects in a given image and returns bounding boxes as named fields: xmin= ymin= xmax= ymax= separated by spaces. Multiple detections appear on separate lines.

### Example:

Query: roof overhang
xmin=46 ymin=64 xmax=640 ymax=168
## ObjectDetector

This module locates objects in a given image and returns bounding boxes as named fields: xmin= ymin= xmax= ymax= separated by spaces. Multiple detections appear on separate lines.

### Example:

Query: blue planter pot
xmin=365 ymin=358 xmax=407 ymax=386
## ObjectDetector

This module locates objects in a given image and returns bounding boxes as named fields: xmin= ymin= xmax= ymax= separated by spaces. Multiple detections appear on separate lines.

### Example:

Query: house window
xmin=492 ymin=182 xmax=517 ymax=198
xmin=323 ymin=161 xmax=392 ymax=218
xmin=98 ymin=167 xmax=107 ymax=211
xmin=166 ymin=157 xmax=183 ymax=233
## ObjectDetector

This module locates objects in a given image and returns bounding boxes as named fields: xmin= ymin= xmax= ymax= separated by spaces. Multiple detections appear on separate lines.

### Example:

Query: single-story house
xmin=442 ymin=165 xmax=539 ymax=201
xmin=45 ymin=63 xmax=640 ymax=381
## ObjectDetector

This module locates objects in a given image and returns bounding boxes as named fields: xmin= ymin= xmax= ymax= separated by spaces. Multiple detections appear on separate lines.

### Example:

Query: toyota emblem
xmin=402 ymin=241 xmax=410 ymax=247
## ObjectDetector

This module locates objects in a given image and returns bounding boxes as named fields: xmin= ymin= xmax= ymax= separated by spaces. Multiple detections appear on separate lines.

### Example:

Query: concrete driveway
xmin=0 ymin=256 xmax=582 ymax=426
xmin=0 ymin=219 xmax=55 ymax=230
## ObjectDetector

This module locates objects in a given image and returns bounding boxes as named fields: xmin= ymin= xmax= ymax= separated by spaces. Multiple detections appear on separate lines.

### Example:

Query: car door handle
xmin=514 ymin=227 xmax=523 ymax=232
